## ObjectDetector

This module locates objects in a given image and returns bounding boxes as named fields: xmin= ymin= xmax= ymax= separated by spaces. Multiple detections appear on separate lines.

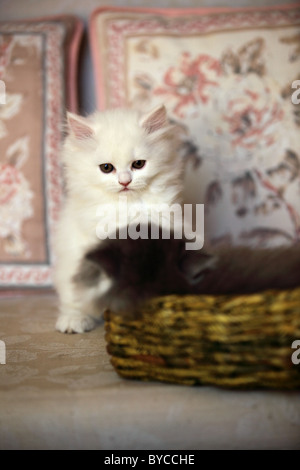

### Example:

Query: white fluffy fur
xmin=54 ymin=106 xmax=183 ymax=333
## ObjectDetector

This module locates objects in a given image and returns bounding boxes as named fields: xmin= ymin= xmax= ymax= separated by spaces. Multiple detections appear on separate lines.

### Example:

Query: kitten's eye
xmin=99 ymin=163 xmax=114 ymax=173
xmin=132 ymin=160 xmax=146 ymax=170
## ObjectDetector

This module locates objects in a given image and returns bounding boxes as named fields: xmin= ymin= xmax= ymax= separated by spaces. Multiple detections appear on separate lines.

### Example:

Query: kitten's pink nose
xmin=118 ymin=172 xmax=132 ymax=187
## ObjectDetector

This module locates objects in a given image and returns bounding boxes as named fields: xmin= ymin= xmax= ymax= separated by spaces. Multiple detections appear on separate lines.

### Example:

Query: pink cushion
xmin=0 ymin=16 xmax=83 ymax=292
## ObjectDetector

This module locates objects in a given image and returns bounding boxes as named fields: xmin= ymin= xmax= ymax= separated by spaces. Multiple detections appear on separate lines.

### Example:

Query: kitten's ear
xmin=179 ymin=250 xmax=217 ymax=285
xmin=85 ymin=245 xmax=119 ymax=278
xmin=139 ymin=104 xmax=168 ymax=134
xmin=67 ymin=112 xmax=95 ymax=140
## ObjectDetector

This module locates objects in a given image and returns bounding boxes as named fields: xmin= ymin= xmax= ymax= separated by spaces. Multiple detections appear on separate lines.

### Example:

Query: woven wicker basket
xmin=105 ymin=287 xmax=300 ymax=389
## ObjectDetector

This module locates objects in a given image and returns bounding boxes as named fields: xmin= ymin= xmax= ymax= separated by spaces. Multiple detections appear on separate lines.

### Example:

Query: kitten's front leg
xmin=55 ymin=281 xmax=104 ymax=333
xmin=54 ymin=248 xmax=103 ymax=333
xmin=55 ymin=301 xmax=100 ymax=334
xmin=55 ymin=291 xmax=95 ymax=334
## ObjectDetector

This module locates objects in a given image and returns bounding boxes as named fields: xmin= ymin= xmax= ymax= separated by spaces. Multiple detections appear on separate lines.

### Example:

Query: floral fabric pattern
xmin=91 ymin=6 xmax=300 ymax=248
xmin=0 ymin=17 xmax=82 ymax=290
xmin=0 ymin=137 xmax=33 ymax=258
xmin=0 ymin=21 xmax=66 ymax=289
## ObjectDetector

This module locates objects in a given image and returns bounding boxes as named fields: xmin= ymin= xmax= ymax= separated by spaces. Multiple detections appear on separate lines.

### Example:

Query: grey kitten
xmin=73 ymin=223 xmax=300 ymax=316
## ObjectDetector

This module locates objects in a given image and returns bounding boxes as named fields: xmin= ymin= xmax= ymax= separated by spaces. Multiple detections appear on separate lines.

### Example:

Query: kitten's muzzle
xmin=119 ymin=180 xmax=132 ymax=192
xmin=118 ymin=171 xmax=132 ymax=188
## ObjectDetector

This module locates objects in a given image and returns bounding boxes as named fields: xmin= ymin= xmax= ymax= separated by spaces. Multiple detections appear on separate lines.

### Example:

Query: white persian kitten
xmin=54 ymin=105 xmax=183 ymax=333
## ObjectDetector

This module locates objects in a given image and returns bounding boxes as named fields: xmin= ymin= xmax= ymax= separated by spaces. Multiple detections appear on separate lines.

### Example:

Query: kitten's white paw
xmin=56 ymin=313 xmax=97 ymax=334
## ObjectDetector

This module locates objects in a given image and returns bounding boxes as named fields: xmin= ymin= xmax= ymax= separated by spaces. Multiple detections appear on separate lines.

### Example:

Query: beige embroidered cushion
xmin=90 ymin=5 xmax=300 ymax=249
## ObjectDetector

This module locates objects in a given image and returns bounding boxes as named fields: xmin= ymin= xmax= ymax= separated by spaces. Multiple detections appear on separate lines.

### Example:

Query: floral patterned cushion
xmin=90 ymin=5 xmax=300 ymax=249
xmin=0 ymin=16 xmax=83 ymax=291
